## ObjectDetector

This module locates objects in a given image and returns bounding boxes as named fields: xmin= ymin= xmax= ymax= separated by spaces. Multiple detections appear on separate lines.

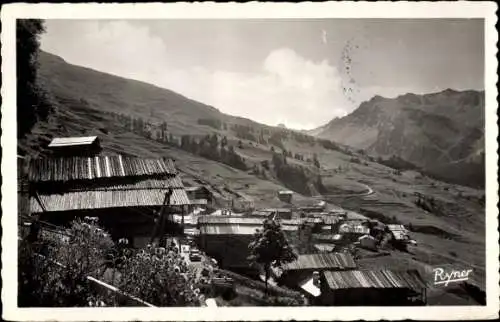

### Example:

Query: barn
xmin=27 ymin=155 xmax=190 ymax=248
xmin=321 ymin=269 xmax=427 ymax=305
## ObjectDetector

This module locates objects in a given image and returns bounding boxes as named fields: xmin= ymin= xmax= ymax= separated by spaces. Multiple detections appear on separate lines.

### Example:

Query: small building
xmin=48 ymin=136 xmax=102 ymax=156
xmin=313 ymin=233 xmax=350 ymax=247
xmin=278 ymin=190 xmax=294 ymax=203
xmin=185 ymin=186 xmax=214 ymax=209
xmin=358 ymin=234 xmax=378 ymax=251
xmin=387 ymin=224 xmax=410 ymax=241
xmin=321 ymin=269 xmax=427 ymax=305
xmin=338 ymin=222 xmax=370 ymax=237
xmin=27 ymin=155 xmax=190 ymax=248
xmin=387 ymin=224 xmax=412 ymax=250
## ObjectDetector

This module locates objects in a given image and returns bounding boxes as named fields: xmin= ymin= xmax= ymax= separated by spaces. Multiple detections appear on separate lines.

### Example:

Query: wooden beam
xmin=149 ymin=189 xmax=172 ymax=246
xmin=33 ymin=190 xmax=47 ymax=213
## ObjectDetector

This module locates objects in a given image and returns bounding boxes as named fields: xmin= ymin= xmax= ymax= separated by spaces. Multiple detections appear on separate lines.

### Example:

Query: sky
xmin=40 ymin=19 xmax=484 ymax=130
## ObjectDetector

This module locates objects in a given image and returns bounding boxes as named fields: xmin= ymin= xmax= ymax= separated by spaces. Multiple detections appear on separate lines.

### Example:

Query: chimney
xmin=312 ymin=271 xmax=321 ymax=288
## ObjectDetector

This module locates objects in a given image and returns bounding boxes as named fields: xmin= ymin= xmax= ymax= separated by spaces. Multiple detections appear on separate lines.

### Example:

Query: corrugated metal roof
xmin=391 ymin=230 xmax=409 ymax=241
xmin=323 ymin=270 xmax=427 ymax=291
xmin=198 ymin=216 xmax=265 ymax=225
xmin=314 ymin=244 xmax=335 ymax=252
xmin=339 ymin=223 xmax=370 ymax=234
xmin=48 ymin=136 xmax=98 ymax=148
xmin=387 ymin=224 xmax=408 ymax=232
xmin=31 ymin=188 xmax=190 ymax=212
xmin=28 ymin=156 xmax=177 ymax=182
xmin=282 ymin=253 xmax=357 ymax=271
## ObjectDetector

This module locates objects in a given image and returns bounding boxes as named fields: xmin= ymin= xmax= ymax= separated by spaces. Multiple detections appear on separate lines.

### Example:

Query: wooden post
xmin=33 ymin=190 xmax=47 ymax=213
xmin=181 ymin=205 xmax=185 ymax=228
xmin=150 ymin=189 xmax=172 ymax=246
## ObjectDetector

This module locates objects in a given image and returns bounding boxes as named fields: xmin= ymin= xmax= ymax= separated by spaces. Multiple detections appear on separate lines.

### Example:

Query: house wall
xmin=198 ymin=234 xmax=254 ymax=269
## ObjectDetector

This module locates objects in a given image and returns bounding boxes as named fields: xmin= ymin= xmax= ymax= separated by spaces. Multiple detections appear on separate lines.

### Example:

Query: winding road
xmin=312 ymin=182 xmax=375 ymax=199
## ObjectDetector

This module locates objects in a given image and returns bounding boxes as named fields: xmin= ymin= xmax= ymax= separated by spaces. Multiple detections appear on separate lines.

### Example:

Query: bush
xmin=233 ymin=124 xmax=257 ymax=142
xmin=18 ymin=219 xmax=114 ymax=307
xmin=318 ymin=139 xmax=341 ymax=151
xmin=350 ymin=157 xmax=361 ymax=164
xmin=117 ymin=245 xmax=210 ymax=306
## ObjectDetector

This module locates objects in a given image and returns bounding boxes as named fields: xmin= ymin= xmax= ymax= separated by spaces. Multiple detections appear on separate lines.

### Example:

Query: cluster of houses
xmin=20 ymin=135 xmax=426 ymax=306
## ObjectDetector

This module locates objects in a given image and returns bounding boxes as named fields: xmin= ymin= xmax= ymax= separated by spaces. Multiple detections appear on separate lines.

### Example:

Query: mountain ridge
xmin=309 ymin=89 xmax=485 ymax=187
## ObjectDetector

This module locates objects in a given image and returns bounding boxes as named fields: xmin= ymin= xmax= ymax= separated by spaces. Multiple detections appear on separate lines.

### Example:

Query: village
xmin=17 ymin=135 xmax=432 ymax=307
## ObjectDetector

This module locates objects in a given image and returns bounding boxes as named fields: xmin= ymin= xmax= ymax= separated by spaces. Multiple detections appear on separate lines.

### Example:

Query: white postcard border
xmin=2 ymin=2 xmax=498 ymax=321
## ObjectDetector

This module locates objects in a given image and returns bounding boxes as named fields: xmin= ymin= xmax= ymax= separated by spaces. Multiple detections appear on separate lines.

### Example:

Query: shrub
xmin=117 ymin=245 xmax=209 ymax=306
xmin=18 ymin=219 xmax=114 ymax=307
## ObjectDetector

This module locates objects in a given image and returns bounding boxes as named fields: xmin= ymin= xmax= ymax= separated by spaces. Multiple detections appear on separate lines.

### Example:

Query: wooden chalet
xmin=320 ymin=269 xmax=427 ymax=305
xmin=27 ymin=155 xmax=190 ymax=248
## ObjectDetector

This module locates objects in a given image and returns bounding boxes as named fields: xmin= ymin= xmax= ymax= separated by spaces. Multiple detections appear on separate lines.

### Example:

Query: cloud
xmin=41 ymin=21 xmax=359 ymax=130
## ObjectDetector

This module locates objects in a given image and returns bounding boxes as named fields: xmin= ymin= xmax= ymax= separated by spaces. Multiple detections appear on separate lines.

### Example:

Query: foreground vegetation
xmin=18 ymin=219 xmax=209 ymax=307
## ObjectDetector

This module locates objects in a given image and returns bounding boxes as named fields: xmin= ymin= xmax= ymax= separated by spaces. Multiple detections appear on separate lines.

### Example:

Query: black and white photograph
xmin=2 ymin=2 xmax=498 ymax=321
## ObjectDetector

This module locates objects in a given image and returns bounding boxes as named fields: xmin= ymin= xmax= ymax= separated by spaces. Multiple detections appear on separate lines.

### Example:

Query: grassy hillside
xmin=19 ymin=51 xmax=486 ymax=294
xmin=311 ymin=90 xmax=485 ymax=188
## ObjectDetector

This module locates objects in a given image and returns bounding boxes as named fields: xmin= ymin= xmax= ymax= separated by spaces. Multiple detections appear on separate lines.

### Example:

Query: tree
xmin=221 ymin=136 xmax=228 ymax=148
xmin=160 ymin=121 xmax=168 ymax=141
xmin=313 ymin=153 xmax=321 ymax=169
xmin=17 ymin=19 xmax=52 ymax=138
xmin=248 ymin=219 xmax=297 ymax=295
xmin=238 ymin=140 xmax=243 ymax=149
xmin=209 ymin=133 xmax=218 ymax=149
